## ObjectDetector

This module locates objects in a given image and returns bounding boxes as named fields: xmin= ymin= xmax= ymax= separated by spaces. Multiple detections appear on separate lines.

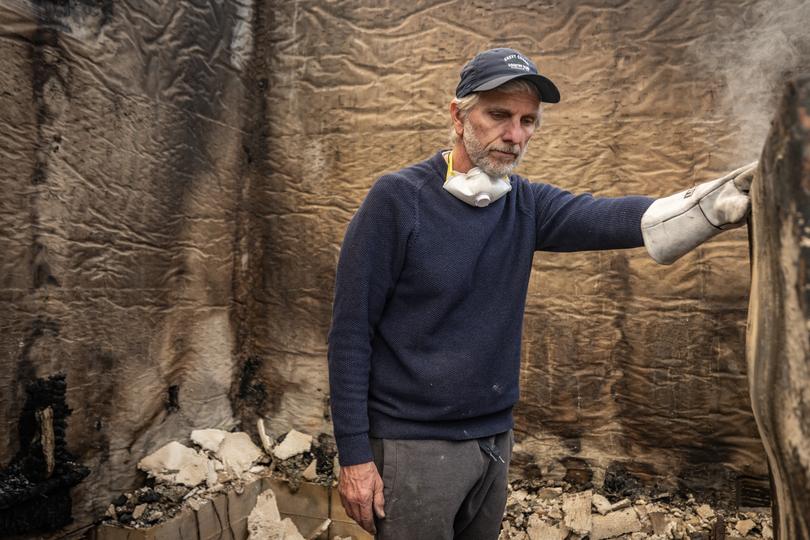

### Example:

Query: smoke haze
xmin=695 ymin=0 xmax=810 ymax=158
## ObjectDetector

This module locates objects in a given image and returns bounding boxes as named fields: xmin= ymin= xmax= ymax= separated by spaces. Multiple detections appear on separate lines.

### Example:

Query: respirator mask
xmin=443 ymin=151 xmax=511 ymax=208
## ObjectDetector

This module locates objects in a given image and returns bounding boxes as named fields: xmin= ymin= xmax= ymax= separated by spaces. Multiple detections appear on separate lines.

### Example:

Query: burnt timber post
xmin=748 ymin=75 xmax=810 ymax=540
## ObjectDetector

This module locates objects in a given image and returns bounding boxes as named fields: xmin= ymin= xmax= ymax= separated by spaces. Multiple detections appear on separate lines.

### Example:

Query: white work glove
xmin=641 ymin=161 xmax=757 ymax=264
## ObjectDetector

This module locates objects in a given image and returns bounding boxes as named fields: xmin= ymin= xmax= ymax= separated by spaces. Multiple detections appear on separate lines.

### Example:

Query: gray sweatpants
xmin=370 ymin=430 xmax=512 ymax=540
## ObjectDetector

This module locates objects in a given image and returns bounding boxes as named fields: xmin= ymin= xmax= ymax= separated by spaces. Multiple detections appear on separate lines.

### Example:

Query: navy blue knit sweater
xmin=328 ymin=151 xmax=654 ymax=466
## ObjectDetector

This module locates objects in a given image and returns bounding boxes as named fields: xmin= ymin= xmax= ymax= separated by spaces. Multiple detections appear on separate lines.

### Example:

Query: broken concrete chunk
xmin=696 ymin=503 xmax=715 ymax=520
xmin=510 ymin=488 xmax=528 ymax=502
xmin=562 ymin=490 xmax=592 ymax=535
xmin=217 ymin=432 xmax=264 ymax=477
xmin=137 ymin=441 xmax=210 ymax=487
xmin=257 ymin=490 xmax=282 ymax=522
xmin=592 ymin=507 xmax=643 ymax=540
xmin=273 ymin=429 xmax=313 ymax=460
xmin=247 ymin=489 xmax=306 ymax=540
xmin=609 ymin=498 xmax=631 ymax=511
xmin=592 ymin=493 xmax=612 ymax=515
xmin=736 ymin=518 xmax=756 ymax=536
xmin=302 ymin=459 xmax=318 ymax=481
xmin=257 ymin=418 xmax=274 ymax=454
xmin=526 ymin=513 xmax=565 ymax=540
xmin=191 ymin=428 xmax=229 ymax=453
xmin=131 ymin=503 xmax=147 ymax=520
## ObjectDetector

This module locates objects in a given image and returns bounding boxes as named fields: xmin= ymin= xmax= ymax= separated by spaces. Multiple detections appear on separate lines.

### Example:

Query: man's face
xmin=461 ymin=89 xmax=540 ymax=177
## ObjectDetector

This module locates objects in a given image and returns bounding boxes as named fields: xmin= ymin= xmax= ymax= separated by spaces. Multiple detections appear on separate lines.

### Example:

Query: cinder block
xmin=264 ymin=477 xmax=329 ymax=518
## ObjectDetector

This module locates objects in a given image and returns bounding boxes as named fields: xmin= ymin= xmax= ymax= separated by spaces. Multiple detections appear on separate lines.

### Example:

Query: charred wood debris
xmin=0 ymin=374 xmax=90 ymax=537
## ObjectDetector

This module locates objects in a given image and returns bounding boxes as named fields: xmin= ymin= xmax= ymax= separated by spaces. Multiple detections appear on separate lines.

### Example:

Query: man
xmin=327 ymin=48 xmax=755 ymax=539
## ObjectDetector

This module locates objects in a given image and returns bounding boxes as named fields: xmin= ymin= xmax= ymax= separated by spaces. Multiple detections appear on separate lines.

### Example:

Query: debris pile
xmin=101 ymin=422 xmax=339 ymax=533
xmin=101 ymin=424 xmax=774 ymax=540
xmin=499 ymin=481 xmax=773 ymax=540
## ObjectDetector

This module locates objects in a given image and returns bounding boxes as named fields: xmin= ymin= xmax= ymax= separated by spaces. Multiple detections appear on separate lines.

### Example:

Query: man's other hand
xmin=338 ymin=461 xmax=385 ymax=534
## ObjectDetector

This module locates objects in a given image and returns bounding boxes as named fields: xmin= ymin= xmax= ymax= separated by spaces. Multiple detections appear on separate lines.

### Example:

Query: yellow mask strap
xmin=445 ymin=151 xmax=454 ymax=184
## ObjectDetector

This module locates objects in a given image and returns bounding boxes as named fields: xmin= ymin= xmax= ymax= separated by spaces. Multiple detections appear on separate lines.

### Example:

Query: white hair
xmin=449 ymin=79 xmax=543 ymax=146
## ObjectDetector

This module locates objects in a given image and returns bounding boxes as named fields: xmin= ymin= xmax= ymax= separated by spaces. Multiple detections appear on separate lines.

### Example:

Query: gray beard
xmin=462 ymin=118 xmax=528 ymax=177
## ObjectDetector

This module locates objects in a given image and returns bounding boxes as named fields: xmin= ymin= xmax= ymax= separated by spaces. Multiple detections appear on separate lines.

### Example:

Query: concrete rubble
xmin=274 ymin=429 xmax=314 ymax=460
xmin=117 ymin=426 xmax=777 ymax=540
xmin=247 ymin=489 xmax=306 ymax=540
xmin=562 ymin=490 xmax=593 ymax=535
xmin=137 ymin=441 xmax=210 ymax=487
xmin=217 ymin=431 xmax=265 ymax=478
xmin=500 ymin=480 xmax=774 ymax=540
xmin=102 ymin=427 xmax=349 ymax=538
xmin=303 ymin=459 xmax=319 ymax=481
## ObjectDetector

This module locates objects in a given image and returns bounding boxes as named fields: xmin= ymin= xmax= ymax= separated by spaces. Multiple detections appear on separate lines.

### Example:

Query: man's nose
xmin=502 ymin=120 xmax=525 ymax=145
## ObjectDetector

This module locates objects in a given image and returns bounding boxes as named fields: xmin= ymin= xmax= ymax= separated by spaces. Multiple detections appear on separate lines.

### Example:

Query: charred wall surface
xmin=0 ymin=0 xmax=264 ymax=529
xmin=1 ymin=0 xmax=808 ymax=533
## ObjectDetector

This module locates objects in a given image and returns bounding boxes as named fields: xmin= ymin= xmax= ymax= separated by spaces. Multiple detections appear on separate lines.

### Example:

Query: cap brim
xmin=473 ymin=73 xmax=560 ymax=103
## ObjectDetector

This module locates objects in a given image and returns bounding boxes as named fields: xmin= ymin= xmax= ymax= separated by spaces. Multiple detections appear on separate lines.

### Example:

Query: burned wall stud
xmin=0 ymin=374 xmax=89 ymax=536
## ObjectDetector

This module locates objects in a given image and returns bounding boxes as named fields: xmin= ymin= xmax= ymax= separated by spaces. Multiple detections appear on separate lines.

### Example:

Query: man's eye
xmin=522 ymin=117 xmax=536 ymax=125
xmin=491 ymin=112 xmax=507 ymax=119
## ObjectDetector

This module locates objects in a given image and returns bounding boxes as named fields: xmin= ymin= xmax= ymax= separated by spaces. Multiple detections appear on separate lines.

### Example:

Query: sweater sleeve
xmin=531 ymin=182 xmax=654 ymax=252
xmin=327 ymin=175 xmax=416 ymax=465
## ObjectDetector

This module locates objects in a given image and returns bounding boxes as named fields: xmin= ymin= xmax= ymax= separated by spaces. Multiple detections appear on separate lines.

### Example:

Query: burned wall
xmin=2 ymin=0 xmax=809 ymax=534
xmin=0 ymin=0 xmax=265 ymax=530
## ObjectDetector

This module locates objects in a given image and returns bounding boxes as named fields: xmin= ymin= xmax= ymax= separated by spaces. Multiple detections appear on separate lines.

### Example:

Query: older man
xmin=327 ymin=48 xmax=754 ymax=539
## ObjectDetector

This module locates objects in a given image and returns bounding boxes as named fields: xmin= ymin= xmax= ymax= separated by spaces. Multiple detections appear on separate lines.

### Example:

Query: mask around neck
xmin=443 ymin=151 xmax=512 ymax=208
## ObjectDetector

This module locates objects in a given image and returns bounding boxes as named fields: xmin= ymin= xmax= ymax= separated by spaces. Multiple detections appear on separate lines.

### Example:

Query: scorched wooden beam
xmin=748 ymin=75 xmax=810 ymax=540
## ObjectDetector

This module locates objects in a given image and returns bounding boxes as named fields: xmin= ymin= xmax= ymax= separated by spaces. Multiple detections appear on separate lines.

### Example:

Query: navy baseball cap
xmin=455 ymin=48 xmax=560 ymax=103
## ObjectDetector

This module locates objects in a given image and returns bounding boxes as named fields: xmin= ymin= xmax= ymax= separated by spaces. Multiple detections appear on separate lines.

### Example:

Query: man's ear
xmin=450 ymin=102 xmax=464 ymax=138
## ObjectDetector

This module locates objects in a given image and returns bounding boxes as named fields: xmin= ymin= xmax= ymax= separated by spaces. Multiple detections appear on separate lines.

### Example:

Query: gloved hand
xmin=641 ymin=161 xmax=757 ymax=264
